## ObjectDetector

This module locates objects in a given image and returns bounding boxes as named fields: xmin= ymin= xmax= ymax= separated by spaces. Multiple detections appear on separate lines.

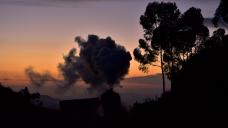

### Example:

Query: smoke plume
xmin=25 ymin=35 xmax=132 ymax=93
xmin=58 ymin=48 xmax=80 ymax=88
xmin=74 ymin=35 xmax=132 ymax=92
xmin=25 ymin=67 xmax=55 ymax=87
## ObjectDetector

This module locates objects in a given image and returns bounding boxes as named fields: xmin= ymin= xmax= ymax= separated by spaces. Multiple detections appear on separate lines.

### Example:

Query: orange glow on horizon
xmin=0 ymin=33 xmax=161 ymax=80
xmin=0 ymin=49 xmax=161 ymax=82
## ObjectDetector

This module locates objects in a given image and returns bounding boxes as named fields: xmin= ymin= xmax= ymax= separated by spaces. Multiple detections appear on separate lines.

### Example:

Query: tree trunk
xmin=170 ymin=58 xmax=174 ymax=91
xmin=160 ymin=50 xmax=166 ymax=93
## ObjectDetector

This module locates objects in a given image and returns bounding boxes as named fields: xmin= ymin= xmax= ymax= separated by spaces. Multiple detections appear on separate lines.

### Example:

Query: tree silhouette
xmin=179 ymin=7 xmax=209 ymax=53
xmin=205 ymin=28 xmax=227 ymax=48
xmin=134 ymin=2 xmax=180 ymax=93
xmin=213 ymin=0 xmax=228 ymax=27
xmin=132 ymin=28 xmax=228 ymax=126
xmin=134 ymin=2 xmax=209 ymax=92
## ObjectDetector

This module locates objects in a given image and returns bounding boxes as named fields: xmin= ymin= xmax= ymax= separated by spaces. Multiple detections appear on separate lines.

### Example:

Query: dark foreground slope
xmin=131 ymin=45 xmax=228 ymax=126
xmin=0 ymin=84 xmax=131 ymax=128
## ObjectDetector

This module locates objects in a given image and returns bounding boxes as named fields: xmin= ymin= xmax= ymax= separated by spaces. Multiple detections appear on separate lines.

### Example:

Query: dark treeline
xmin=132 ymin=30 xmax=228 ymax=127
xmin=131 ymin=0 xmax=228 ymax=126
xmin=134 ymin=2 xmax=209 ymax=92
xmin=0 ymin=0 xmax=228 ymax=127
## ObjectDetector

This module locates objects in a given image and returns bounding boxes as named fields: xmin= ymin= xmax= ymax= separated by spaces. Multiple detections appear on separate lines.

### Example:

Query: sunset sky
xmin=0 ymin=0 xmax=221 ymax=82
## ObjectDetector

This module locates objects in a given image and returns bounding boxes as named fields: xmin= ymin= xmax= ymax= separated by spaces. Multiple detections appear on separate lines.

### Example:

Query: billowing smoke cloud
xmin=25 ymin=49 xmax=79 ymax=91
xmin=74 ymin=35 xmax=132 ymax=92
xmin=58 ymin=48 xmax=80 ymax=88
xmin=25 ymin=35 xmax=131 ymax=93
xmin=25 ymin=67 xmax=55 ymax=87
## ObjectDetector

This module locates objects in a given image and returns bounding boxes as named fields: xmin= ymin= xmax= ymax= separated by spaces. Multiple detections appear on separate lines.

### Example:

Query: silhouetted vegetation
xmin=0 ymin=83 xmax=130 ymax=128
xmin=131 ymin=34 xmax=228 ymax=126
xmin=134 ymin=2 xmax=209 ymax=92
xmin=0 ymin=82 xmax=40 ymax=112
xmin=213 ymin=0 xmax=228 ymax=27
xmin=131 ymin=1 xmax=227 ymax=126
xmin=1 ymin=1 xmax=228 ymax=127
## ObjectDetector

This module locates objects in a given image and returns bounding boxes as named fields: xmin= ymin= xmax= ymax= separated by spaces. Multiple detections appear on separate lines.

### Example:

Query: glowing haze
xmin=0 ymin=0 xmax=220 ymax=84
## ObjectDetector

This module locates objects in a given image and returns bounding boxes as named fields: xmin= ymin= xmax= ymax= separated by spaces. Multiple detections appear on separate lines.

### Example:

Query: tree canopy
xmin=213 ymin=0 xmax=228 ymax=27
xmin=134 ymin=2 xmax=209 ymax=91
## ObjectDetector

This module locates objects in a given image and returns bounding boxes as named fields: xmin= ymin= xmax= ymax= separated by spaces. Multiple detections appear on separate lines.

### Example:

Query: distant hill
xmin=5 ymin=74 xmax=170 ymax=106
xmin=124 ymin=74 xmax=170 ymax=87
